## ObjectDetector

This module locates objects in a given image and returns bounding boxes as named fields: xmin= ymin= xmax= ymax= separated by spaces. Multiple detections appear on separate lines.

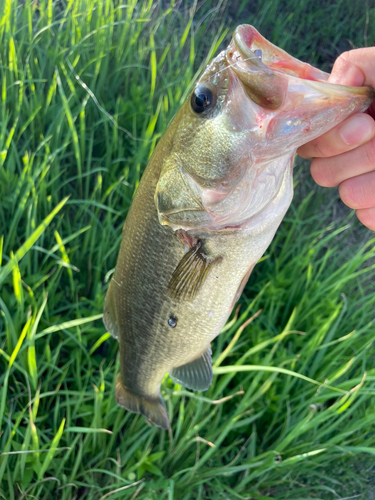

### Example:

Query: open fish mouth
xmin=227 ymin=25 xmax=374 ymax=111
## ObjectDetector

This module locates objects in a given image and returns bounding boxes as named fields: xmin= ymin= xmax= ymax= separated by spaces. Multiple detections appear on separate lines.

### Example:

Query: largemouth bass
xmin=104 ymin=25 xmax=374 ymax=429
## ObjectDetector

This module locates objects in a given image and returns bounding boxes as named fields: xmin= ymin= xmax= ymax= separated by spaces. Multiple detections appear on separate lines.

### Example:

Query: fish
xmin=103 ymin=25 xmax=374 ymax=429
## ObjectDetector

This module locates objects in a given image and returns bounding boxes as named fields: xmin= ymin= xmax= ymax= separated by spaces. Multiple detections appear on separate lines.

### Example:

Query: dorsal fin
xmin=168 ymin=241 xmax=221 ymax=301
xmin=170 ymin=346 xmax=213 ymax=391
xmin=103 ymin=279 xmax=120 ymax=340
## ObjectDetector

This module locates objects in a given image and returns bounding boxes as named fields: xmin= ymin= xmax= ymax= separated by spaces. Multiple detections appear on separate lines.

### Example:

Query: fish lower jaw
xmin=159 ymin=209 xmax=257 ymax=234
xmin=158 ymin=209 xmax=212 ymax=231
xmin=157 ymin=192 xmax=292 ymax=234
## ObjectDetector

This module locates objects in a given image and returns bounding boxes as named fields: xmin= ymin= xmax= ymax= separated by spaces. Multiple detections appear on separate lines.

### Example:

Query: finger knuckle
xmin=364 ymin=137 xmax=375 ymax=166
xmin=339 ymin=180 xmax=357 ymax=209
xmin=311 ymin=137 xmax=328 ymax=158
xmin=337 ymin=51 xmax=352 ymax=65
xmin=310 ymin=159 xmax=335 ymax=187
xmin=333 ymin=51 xmax=353 ymax=73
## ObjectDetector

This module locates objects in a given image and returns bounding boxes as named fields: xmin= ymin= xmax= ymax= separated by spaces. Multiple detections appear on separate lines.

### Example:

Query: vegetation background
xmin=0 ymin=0 xmax=375 ymax=499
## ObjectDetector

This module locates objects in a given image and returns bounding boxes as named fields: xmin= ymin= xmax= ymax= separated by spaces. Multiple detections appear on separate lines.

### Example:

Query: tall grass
xmin=0 ymin=1 xmax=375 ymax=499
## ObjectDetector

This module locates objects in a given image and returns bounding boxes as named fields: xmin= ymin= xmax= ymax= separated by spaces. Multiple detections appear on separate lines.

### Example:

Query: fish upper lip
xmin=229 ymin=25 xmax=330 ymax=82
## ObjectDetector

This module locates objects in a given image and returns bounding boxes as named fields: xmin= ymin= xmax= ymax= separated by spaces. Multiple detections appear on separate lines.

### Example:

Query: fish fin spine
xmin=170 ymin=345 xmax=213 ymax=391
xmin=115 ymin=375 xmax=169 ymax=430
xmin=169 ymin=241 xmax=221 ymax=301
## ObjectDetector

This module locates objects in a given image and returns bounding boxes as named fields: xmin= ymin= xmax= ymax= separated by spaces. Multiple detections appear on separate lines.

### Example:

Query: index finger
xmin=297 ymin=113 xmax=375 ymax=159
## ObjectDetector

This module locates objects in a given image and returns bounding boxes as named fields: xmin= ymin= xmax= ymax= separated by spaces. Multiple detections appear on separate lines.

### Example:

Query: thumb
xmin=329 ymin=48 xmax=375 ymax=120
xmin=329 ymin=48 xmax=375 ymax=88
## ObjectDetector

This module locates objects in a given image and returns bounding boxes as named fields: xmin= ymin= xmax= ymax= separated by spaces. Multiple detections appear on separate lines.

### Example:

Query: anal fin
xmin=169 ymin=241 xmax=221 ymax=301
xmin=170 ymin=346 xmax=213 ymax=391
xmin=115 ymin=375 xmax=169 ymax=430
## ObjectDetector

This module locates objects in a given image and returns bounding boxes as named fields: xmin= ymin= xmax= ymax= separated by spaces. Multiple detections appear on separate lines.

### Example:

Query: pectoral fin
xmin=168 ymin=241 xmax=221 ymax=301
xmin=170 ymin=346 xmax=213 ymax=391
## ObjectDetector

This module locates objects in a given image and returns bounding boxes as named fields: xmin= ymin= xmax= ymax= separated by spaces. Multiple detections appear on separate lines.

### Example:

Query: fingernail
xmin=340 ymin=115 xmax=374 ymax=145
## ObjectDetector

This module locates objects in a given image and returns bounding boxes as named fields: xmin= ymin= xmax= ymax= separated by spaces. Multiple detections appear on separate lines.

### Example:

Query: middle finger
xmin=339 ymin=170 xmax=375 ymax=210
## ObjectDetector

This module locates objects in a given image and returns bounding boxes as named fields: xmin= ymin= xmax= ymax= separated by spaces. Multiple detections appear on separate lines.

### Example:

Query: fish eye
xmin=168 ymin=315 xmax=178 ymax=328
xmin=191 ymin=84 xmax=217 ymax=114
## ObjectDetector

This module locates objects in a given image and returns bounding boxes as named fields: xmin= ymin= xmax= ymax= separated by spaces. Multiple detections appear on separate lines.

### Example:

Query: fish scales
xmin=109 ymin=129 xmax=264 ymax=386
xmin=104 ymin=25 xmax=374 ymax=429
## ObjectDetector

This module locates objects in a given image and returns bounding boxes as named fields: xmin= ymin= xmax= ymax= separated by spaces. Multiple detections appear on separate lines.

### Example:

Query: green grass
xmin=1 ymin=0 xmax=375 ymax=499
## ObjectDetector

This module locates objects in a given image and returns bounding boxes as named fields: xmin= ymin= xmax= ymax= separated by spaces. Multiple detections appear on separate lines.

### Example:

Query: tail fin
xmin=115 ymin=374 xmax=169 ymax=430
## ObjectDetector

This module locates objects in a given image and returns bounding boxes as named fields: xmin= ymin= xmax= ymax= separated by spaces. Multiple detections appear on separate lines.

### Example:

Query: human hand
xmin=297 ymin=48 xmax=375 ymax=231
